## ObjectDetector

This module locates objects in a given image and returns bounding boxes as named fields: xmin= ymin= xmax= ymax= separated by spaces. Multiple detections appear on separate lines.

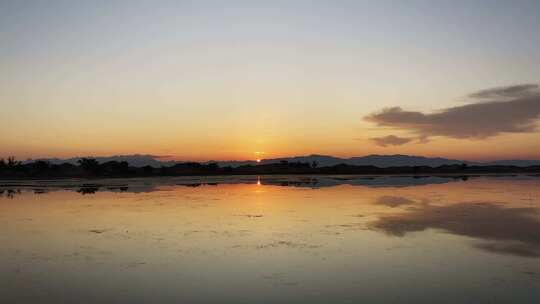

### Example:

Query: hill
xmin=24 ymin=154 xmax=540 ymax=168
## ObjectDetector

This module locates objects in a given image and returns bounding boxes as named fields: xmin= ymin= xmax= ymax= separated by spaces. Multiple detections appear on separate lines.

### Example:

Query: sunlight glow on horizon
xmin=1 ymin=1 xmax=540 ymax=161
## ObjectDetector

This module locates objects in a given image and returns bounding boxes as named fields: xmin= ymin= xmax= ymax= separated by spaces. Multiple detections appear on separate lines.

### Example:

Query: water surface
xmin=2 ymin=176 xmax=540 ymax=303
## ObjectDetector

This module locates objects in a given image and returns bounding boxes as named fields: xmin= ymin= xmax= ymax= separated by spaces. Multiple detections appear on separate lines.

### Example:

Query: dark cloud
xmin=371 ymin=202 xmax=540 ymax=258
xmin=370 ymin=135 xmax=413 ymax=147
xmin=365 ymin=84 xmax=540 ymax=139
xmin=374 ymin=195 xmax=415 ymax=208
xmin=468 ymin=84 xmax=539 ymax=100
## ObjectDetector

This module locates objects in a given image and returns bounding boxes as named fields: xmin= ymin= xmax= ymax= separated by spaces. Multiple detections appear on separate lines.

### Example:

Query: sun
xmin=254 ymin=151 xmax=265 ymax=163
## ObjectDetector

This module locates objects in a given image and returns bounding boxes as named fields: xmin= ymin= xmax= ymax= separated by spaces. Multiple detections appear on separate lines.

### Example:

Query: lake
xmin=1 ymin=175 xmax=540 ymax=303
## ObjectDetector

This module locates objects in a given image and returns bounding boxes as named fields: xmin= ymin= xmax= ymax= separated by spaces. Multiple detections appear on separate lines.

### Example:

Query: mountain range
xmin=25 ymin=154 xmax=540 ymax=168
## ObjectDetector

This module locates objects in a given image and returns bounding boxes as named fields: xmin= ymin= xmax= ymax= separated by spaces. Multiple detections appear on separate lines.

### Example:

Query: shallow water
xmin=1 ymin=175 xmax=540 ymax=303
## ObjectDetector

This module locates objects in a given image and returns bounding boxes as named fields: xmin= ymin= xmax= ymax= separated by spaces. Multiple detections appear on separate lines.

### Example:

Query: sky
xmin=1 ymin=0 xmax=540 ymax=161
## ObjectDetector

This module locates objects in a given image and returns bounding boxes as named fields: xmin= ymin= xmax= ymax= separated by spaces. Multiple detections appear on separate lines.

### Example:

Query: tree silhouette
xmin=101 ymin=161 xmax=130 ymax=175
xmin=33 ymin=160 xmax=51 ymax=173
xmin=7 ymin=156 xmax=20 ymax=168
xmin=143 ymin=165 xmax=154 ymax=175
xmin=77 ymin=158 xmax=100 ymax=175
xmin=207 ymin=162 xmax=218 ymax=170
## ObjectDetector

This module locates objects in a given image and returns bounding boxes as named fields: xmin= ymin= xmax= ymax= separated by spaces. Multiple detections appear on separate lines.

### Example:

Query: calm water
xmin=1 ymin=176 xmax=540 ymax=303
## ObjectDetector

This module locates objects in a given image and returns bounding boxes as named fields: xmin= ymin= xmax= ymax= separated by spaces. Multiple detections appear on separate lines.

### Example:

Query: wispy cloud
xmin=370 ymin=135 xmax=413 ymax=147
xmin=468 ymin=84 xmax=539 ymax=100
xmin=365 ymin=84 xmax=540 ymax=140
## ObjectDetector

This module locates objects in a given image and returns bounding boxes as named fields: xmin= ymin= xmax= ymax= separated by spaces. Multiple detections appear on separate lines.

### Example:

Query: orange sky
xmin=1 ymin=1 xmax=540 ymax=161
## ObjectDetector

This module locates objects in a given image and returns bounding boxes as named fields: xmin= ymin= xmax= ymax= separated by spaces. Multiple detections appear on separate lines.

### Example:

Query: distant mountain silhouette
xmin=5 ymin=155 xmax=540 ymax=179
xmin=24 ymin=154 xmax=540 ymax=168
xmin=482 ymin=159 xmax=540 ymax=166
xmin=25 ymin=154 xmax=178 ymax=168
xmin=213 ymin=154 xmax=540 ymax=167
xmin=216 ymin=154 xmax=470 ymax=167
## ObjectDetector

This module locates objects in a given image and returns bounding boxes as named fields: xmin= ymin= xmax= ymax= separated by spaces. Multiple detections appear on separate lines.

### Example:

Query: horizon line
xmin=6 ymin=153 xmax=540 ymax=164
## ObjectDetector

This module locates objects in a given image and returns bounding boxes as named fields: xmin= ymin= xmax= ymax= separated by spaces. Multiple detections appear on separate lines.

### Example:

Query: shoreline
xmin=1 ymin=171 xmax=540 ymax=181
xmin=1 ymin=173 xmax=539 ymax=189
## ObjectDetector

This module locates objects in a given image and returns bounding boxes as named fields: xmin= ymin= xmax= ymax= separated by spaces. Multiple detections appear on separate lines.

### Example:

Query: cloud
xmin=468 ymin=84 xmax=539 ymax=100
xmin=365 ymin=84 xmax=540 ymax=140
xmin=370 ymin=135 xmax=413 ymax=147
